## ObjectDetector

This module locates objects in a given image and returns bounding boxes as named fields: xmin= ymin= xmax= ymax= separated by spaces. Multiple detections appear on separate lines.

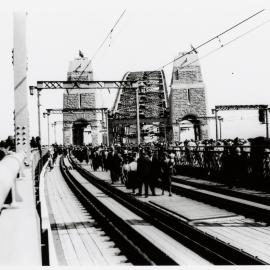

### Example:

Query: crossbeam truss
xmin=32 ymin=79 xmax=168 ymax=144
xmin=52 ymin=120 xmax=87 ymax=124
xmin=212 ymin=104 xmax=269 ymax=139
xmin=46 ymin=108 xmax=108 ymax=114
xmin=215 ymin=104 xmax=268 ymax=111
xmin=36 ymin=80 xmax=141 ymax=90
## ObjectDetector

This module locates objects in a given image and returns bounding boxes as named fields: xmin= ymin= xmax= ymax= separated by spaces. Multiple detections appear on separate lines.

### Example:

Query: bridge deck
xmin=79 ymin=162 xmax=270 ymax=264
xmin=66 ymin=158 xmax=210 ymax=265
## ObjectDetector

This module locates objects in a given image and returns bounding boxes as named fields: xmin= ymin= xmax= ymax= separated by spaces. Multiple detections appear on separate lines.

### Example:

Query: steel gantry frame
xmin=212 ymin=104 xmax=269 ymax=140
xmin=30 ymin=80 xmax=149 ymax=145
xmin=36 ymin=80 xmax=137 ymax=90
xmin=45 ymin=107 xmax=110 ymax=145
xmin=46 ymin=108 xmax=108 ymax=114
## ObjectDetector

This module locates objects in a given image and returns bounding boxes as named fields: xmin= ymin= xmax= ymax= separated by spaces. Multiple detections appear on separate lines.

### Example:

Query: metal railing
xmin=170 ymin=145 xmax=270 ymax=186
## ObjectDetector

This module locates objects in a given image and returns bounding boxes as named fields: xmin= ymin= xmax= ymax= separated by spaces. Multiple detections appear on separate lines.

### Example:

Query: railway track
xmin=60 ymin=156 xmax=178 ymax=265
xmin=172 ymin=175 xmax=270 ymax=205
xmin=65 ymin=154 xmax=266 ymax=265
xmin=169 ymin=177 xmax=270 ymax=224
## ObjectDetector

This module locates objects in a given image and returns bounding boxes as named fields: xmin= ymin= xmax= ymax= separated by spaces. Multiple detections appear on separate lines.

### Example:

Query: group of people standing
xmin=103 ymin=147 xmax=176 ymax=197
xmin=134 ymin=149 xmax=175 ymax=197
xmin=72 ymin=145 xmax=176 ymax=197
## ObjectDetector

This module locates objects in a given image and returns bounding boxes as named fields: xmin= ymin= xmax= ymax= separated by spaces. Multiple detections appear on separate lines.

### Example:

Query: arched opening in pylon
xmin=179 ymin=115 xmax=201 ymax=141
xmin=72 ymin=119 xmax=89 ymax=145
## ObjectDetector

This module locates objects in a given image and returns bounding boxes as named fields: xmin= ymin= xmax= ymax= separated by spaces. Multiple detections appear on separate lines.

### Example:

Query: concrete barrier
xmin=0 ymin=152 xmax=25 ymax=210
xmin=39 ymin=161 xmax=58 ymax=265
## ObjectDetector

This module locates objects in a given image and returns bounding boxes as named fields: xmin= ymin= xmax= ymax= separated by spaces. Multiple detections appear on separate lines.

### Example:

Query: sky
xmin=1 ymin=0 xmax=270 ymax=143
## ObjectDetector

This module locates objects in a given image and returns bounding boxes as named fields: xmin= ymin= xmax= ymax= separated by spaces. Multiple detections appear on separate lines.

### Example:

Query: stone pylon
xmin=170 ymin=52 xmax=208 ymax=141
xmin=63 ymin=57 xmax=103 ymax=146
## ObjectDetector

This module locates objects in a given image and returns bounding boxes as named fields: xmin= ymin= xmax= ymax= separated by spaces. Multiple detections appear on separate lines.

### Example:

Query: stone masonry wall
xmin=170 ymin=52 xmax=208 ymax=140
xmin=63 ymin=94 xmax=80 ymax=108
xmin=171 ymin=88 xmax=207 ymax=122
xmin=80 ymin=93 xmax=95 ymax=108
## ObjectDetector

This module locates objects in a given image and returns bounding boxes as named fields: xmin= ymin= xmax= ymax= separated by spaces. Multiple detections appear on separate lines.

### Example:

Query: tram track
xmin=66 ymin=154 xmax=266 ymax=265
xmin=172 ymin=175 xmax=270 ymax=206
xmin=169 ymin=178 xmax=270 ymax=224
xmin=60 ymin=156 xmax=177 ymax=265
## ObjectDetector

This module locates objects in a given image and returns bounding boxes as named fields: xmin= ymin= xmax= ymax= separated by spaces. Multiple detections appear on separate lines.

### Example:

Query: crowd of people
xmin=49 ymin=135 xmax=270 ymax=194
xmin=71 ymin=145 xmax=176 ymax=197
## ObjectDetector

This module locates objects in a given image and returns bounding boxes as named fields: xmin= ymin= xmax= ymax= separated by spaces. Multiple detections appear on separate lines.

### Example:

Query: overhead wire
xmin=90 ymin=9 xmax=126 ymax=62
xmin=142 ymin=9 xmax=265 ymax=78
xmin=77 ymin=9 xmax=127 ymax=81
xmin=179 ymin=18 xmax=270 ymax=70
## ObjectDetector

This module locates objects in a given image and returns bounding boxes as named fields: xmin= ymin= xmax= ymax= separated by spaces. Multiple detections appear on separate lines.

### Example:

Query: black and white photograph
xmin=1 ymin=0 xmax=270 ymax=267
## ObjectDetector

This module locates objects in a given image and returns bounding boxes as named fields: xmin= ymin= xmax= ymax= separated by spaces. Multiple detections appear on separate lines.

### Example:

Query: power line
xmin=148 ymin=9 xmax=265 ymax=75
xmin=77 ymin=9 xmax=126 ymax=81
xmin=179 ymin=19 xmax=270 ymax=70
xmin=90 ymin=9 xmax=126 ymax=62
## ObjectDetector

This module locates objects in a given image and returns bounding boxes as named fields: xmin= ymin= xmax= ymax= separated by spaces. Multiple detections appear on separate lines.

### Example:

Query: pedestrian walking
xmin=122 ymin=156 xmax=130 ymax=185
xmin=160 ymin=153 xmax=174 ymax=196
xmin=128 ymin=154 xmax=138 ymax=193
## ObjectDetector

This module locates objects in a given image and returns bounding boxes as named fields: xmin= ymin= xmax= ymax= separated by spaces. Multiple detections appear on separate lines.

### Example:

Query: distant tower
xmin=63 ymin=56 xmax=103 ymax=146
xmin=170 ymin=52 xmax=208 ymax=141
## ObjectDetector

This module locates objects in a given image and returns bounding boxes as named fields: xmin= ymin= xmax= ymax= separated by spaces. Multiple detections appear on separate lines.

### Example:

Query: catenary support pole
xmin=47 ymin=114 xmax=50 ymax=146
xmin=136 ymin=87 xmax=140 ymax=145
xmin=218 ymin=117 xmax=223 ymax=140
xmin=214 ymin=109 xmax=219 ymax=140
xmin=37 ymin=90 xmax=41 ymax=140
xmin=266 ymin=108 xmax=269 ymax=139
xmin=106 ymin=111 xmax=109 ymax=146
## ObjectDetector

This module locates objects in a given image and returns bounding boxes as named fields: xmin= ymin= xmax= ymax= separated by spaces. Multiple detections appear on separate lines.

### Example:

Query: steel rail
xmin=59 ymin=156 xmax=177 ymax=266
xmin=170 ymin=177 xmax=270 ymax=223
xmin=68 ymin=154 xmax=266 ymax=265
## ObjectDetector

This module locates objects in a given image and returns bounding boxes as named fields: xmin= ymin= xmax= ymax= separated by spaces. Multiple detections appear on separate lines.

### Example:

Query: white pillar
xmin=13 ymin=12 xmax=30 ymax=162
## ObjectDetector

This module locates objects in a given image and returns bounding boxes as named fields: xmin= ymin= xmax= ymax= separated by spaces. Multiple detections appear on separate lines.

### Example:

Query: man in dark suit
xmin=107 ymin=147 xmax=116 ymax=183
xmin=107 ymin=148 xmax=123 ymax=184
xmin=137 ymin=150 xmax=152 ymax=197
